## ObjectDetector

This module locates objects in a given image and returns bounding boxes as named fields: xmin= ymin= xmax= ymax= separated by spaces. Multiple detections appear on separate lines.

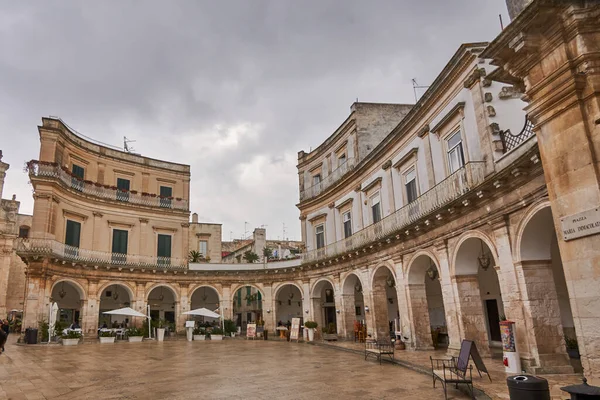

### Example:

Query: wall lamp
xmin=266 ymin=309 xmax=271 ymax=313
xmin=365 ymin=306 xmax=370 ymax=313
xmin=336 ymin=309 xmax=340 ymax=314
xmin=305 ymin=309 xmax=309 ymax=314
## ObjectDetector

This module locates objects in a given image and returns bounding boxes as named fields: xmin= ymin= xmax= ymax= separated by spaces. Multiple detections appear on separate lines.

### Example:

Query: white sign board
xmin=560 ymin=207 xmax=600 ymax=241
xmin=185 ymin=321 xmax=195 ymax=328
xmin=290 ymin=318 xmax=300 ymax=341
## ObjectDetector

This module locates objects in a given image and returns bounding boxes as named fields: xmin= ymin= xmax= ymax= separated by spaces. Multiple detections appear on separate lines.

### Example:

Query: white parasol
xmin=182 ymin=308 xmax=220 ymax=318
xmin=103 ymin=307 xmax=148 ymax=318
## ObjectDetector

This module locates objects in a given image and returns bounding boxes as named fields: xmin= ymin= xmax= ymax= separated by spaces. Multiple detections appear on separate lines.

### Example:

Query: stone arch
xmin=406 ymin=250 xmax=440 ymax=284
xmin=189 ymin=284 xmax=222 ymax=302
xmin=513 ymin=198 xmax=553 ymax=261
xmin=369 ymin=263 xmax=397 ymax=289
xmin=229 ymin=283 xmax=265 ymax=303
xmin=273 ymin=281 xmax=304 ymax=300
xmin=341 ymin=272 xmax=365 ymax=295
xmin=51 ymin=278 xmax=87 ymax=300
xmin=231 ymin=284 xmax=265 ymax=333
xmin=97 ymin=281 xmax=136 ymax=302
xmin=450 ymin=230 xmax=499 ymax=276
xmin=310 ymin=277 xmax=335 ymax=298
xmin=145 ymin=282 xmax=180 ymax=302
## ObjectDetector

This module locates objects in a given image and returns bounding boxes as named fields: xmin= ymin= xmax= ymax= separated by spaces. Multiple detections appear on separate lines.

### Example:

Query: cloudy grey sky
xmin=0 ymin=0 xmax=509 ymax=241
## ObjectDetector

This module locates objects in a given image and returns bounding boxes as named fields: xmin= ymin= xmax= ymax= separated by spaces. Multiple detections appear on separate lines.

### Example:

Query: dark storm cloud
xmin=0 ymin=0 xmax=509 ymax=240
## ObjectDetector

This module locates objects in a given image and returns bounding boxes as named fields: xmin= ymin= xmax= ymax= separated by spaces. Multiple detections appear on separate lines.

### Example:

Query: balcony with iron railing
xmin=301 ymin=161 xmax=486 ymax=263
xmin=299 ymin=157 xmax=357 ymax=202
xmin=500 ymin=117 xmax=534 ymax=154
xmin=15 ymin=238 xmax=187 ymax=270
xmin=26 ymin=161 xmax=189 ymax=211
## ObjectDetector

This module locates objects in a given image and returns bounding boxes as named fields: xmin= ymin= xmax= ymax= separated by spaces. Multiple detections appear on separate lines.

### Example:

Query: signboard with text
xmin=246 ymin=323 xmax=256 ymax=339
xmin=290 ymin=318 xmax=300 ymax=341
xmin=560 ymin=207 xmax=600 ymax=241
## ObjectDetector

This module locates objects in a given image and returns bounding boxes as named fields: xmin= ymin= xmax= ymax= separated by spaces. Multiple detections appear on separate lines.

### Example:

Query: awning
xmin=103 ymin=307 xmax=148 ymax=318
xmin=182 ymin=308 xmax=220 ymax=318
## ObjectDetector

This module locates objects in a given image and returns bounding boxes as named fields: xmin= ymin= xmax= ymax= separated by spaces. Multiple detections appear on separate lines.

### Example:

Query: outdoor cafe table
xmin=98 ymin=328 xmax=126 ymax=339
xmin=276 ymin=326 xmax=288 ymax=339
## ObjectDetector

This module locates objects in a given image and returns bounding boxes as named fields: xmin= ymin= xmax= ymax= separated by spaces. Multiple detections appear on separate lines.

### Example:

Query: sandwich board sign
xmin=290 ymin=318 xmax=301 ymax=342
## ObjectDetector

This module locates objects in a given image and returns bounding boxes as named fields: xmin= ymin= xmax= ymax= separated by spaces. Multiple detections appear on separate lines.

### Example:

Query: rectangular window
xmin=116 ymin=178 xmax=130 ymax=202
xmin=315 ymin=224 xmax=325 ymax=249
xmin=159 ymin=186 xmax=172 ymax=208
xmin=199 ymin=240 xmax=208 ymax=257
xmin=404 ymin=167 xmax=418 ymax=204
xmin=312 ymin=174 xmax=321 ymax=186
xmin=65 ymin=220 xmax=81 ymax=257
xmin=18 ymin=227 xmax=29 ymax=238
xmin=342 ymin=211 xmax=352 ymax=238
xmin=71 ymin=164 xmax=84 ymax=191
xmin=447 ymin=131 xmax=465 ymax=174
xmin=338 ymin=154 xmax=346 ymax=166
xmin=157 ymin=234 xmax=172 ymax=265
xmin=111 ymin=229 xmax=128 ymax=264
xmin=371 ymin=192 xmax=381 ymax=224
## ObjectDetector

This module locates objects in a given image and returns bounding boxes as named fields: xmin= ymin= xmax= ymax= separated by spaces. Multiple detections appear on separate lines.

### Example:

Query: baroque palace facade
xmin=1 ymin=0 xmax=599 ymax=385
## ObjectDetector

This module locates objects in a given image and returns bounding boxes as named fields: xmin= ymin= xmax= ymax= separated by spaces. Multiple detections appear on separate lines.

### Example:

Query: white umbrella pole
xmin=48 ymin=302 xmax=52 ymax=344
xmin=147 ymin=305 xmax=152 ymax=339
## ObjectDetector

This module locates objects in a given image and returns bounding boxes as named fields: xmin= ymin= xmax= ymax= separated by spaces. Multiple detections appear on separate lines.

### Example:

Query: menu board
xmin=246 ymin=323 xmax=256 ymax=339
xmin=290 ymin=318 xmax=301 ymax=341
xmin=500 ymin=321 xmax=516 ymax=352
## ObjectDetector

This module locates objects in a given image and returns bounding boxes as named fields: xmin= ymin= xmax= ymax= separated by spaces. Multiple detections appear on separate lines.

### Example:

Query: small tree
xmin=189 ymin=250 xmax=204 ymax=263
xmin=263 ymin=247 xmax=273 ymax=260
xmin=243 ymin=251 xmax=259 ymax=263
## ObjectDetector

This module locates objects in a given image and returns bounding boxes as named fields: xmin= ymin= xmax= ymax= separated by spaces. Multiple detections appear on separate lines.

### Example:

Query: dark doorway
xmin=485 ymin=299 xmax=501 ymax=342
xmin=164 ymin=311 xmax=175 ymax=323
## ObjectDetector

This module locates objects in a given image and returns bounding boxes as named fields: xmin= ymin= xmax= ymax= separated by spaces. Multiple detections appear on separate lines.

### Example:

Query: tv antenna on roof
xmin=412 ymin=79 xmax=430 ymax=103
xmin=124 ymin=136 xmax=136 ymax=153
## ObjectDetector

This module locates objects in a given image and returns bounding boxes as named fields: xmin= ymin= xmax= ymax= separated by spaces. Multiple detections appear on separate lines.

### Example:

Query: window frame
xmin=157 ymin=233 xmax=172 ymax=265
xmin=199 ymin=240 xmax=208 ymax=257
xmin=370 ymin=192 xmax=382 ymax=224
xmin=402 ymin=165 xmax=419 ymax=204
xmin=315 ymin=224 xmax=325 ymax=249
xmin=446 ymin=130 xmax=466 ymax=174
xmin=342 ymin=211 xmax=352 ymax=239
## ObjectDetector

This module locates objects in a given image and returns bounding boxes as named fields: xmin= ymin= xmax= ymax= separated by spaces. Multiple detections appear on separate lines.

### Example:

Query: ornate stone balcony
xmin=15 ymin=238 xmax=187 ymax=270
xmin=301 ymin=161 xmax=486 ymax=263
xmin=26 ymin=161 xmax=189 ymax=211
xmin=500 ymin=117 xmax=534 ymax=154
xmin=299 ymin=157 xmax=357 ymax=202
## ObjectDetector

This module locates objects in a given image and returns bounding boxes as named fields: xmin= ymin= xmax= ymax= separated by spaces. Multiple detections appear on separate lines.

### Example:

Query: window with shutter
xmin=111 ymin=229 xmax=128 ymax=264
xmin=342 ymin=212 xmax=352 ymax=238
xmin=160 ymin=186 xmax=172 ymax=208
xmin=116 ymin=178 xmax=130 ymax=202
xmin=157 ymin=234 xmax=172 ymax=265
xmin=71 ymin=164 xmax=84 ymax=191
xmin=315 ymin=225 xmax=325 ymax=249
xmin=371 ymin=192 xmax=382 ymax=223
xmin=447 ymin=131 xmax=465 ymax=174
xmin=404 ymin=168 xmax=418 ymax=203
xmin=65 ymin=220 xmax=81 ymax=257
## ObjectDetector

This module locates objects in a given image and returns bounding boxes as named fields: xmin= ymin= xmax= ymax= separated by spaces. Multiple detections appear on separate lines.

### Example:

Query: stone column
xmin=134 ymin=283 xmax=147 ymax=328
xmin=491 ymin=218 xmax=536 ymax=369
xmin=82 ymin=280 xmax=99 ymax=335
xmin=371 ymin=278 xmax=390 ymax=340
xmin=333 ymin=291 xmax=344 ymax=337
xmin=394 ymin=258 xmax=412 ymax=342
xmin=434 ymin=241 xmax=462 ymax=354
xmin=221 ymin=285 xmax=233 ymax=321
xmin=0 ymin=237 xmax=16 ymax=317
xmin=180 ymin=284 xmax=190 ymax=315
xmin=482 ymin=3 xmax=600 ymax=383
xmin=406 ymin=283 xmax=433 ymax=350
xmin=340 ymin=294 xmax=355 ymax=339
xmin=515 ymin=260 xmax=572 ymax=374
xmin=21 ymin=269 xmax=48 ymax=335
xmin=452 ymin=275 xmax=490 ymax=356
xmin=263 ymin=284 xmax=275 ymax=332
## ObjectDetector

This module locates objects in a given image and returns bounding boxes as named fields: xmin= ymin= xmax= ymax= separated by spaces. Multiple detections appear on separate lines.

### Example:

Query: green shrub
xmin=193 ymin=327 xmax=205 ymax=335
xmin=127 ymin=327 xmax=143 ymax=336
xmin=38 ymin=320 xmax=49 ymax=342
xmin=211 ymin=327 xmax=224 ymax=335
xmin=304 ymin=321 xmax=318 ymax=329
xmin=99 ymin=331 xmax=115 ymax=337
xmin=61 ymin=331 xmax=81 ymax=339
xmin=224 ymin=319 xmax=236 ymax=334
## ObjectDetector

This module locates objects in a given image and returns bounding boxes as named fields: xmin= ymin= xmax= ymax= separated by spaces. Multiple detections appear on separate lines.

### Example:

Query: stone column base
xmin=522 ymin=353 xmax=574 ymax=375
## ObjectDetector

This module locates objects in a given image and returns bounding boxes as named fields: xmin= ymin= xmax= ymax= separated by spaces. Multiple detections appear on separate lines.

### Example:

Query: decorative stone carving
xmin=487 ymin=105 xmax=496 ymax=117
xmin=498 ymin=86 xmax=522 ymax=100
xmin=482 ymin=78 xmax=492 ymax=87
xmin=381 ymin=160 xmax=392 ymax=170
xmin=484 ymin=92 xmax=493 ymax=102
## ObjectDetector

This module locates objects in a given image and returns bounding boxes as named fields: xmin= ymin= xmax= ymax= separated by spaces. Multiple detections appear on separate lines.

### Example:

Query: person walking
xmin=0 ymin=320 xmax=8 ymax=353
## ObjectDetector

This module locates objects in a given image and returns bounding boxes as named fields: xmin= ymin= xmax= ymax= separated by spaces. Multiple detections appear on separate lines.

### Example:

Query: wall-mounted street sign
xmin=560 ymin=207 xmax=600 ymax=241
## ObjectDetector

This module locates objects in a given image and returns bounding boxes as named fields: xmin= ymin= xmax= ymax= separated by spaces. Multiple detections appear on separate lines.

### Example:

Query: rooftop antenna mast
xmin=411 ymin=79 xmax=430 ymax=103
xmin=282 ymin=223 xmax=287 ymax=241
xmin=124 ymin=136 xmax=136 ymax=153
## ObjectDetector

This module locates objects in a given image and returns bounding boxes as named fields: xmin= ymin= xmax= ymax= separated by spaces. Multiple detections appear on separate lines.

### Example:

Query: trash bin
xmin=263 ymin=329 xmax=268 ymax=340
xmin=24 ymin=328 xmax=38 ymax=344
xmin=561 ymin=378 xmax=600 ymax=399
xmin=507 ymin=375 xmax=550 ymax=400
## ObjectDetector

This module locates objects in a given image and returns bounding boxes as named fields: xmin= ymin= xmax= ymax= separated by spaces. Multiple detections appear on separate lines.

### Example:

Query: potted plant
xmin=193 ymin=327 xmax=206 ymax=341
xmin=61 ymin=330 xmax=81 ymax=346
xmin=224 ymin=319 xmax=236 ymax=338
xmin=304 ymin=321 xmax=318 ymax=342
xmin=99 ymin=331 xmax=115 ymax=344
xmin=565 ymin=336 xmax=580 ymax=359
xmin=156 ymin=319 xmax=166 ymax=342
xmin=210 ymin=327 xmax=224 ymax=341
xmin=127 ymin=327 xmax=144 ymax=342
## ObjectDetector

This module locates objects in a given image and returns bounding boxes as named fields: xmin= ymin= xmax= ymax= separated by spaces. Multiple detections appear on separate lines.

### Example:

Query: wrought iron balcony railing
xmin=301 ymin=161 xmax=486 ymax=263
xmin=300 ymin=157 xmax=357 ymax=202
xmin=15 ymin=238 xmax=187 ymax=270
xmin=500 ymin=117 xmax=534 ymax=153
xmin=27 ymin=161 xmax=189 ymax=211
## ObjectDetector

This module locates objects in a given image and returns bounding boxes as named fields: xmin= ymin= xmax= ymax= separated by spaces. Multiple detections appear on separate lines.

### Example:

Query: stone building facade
xmin=6 ymin=0 xmax=600 ymax=386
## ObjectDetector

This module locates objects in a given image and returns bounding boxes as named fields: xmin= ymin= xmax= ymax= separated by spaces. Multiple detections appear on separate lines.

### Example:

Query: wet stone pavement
xmin=0 ymin=336 xmax=471 ymax=399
